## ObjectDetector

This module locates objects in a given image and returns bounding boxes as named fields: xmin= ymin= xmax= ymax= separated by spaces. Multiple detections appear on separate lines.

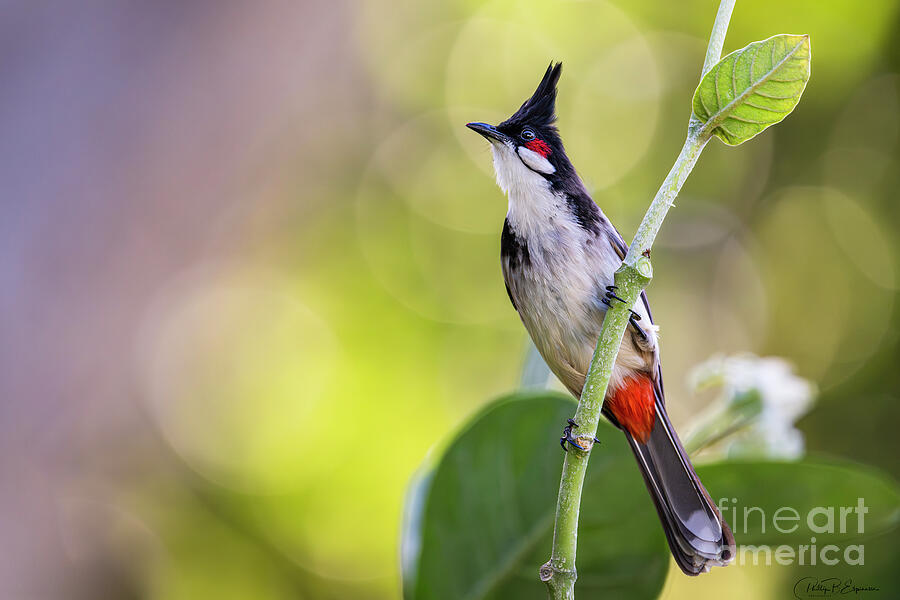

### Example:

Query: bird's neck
xmin=506 ymin=181 xmax=566 ymax=243
xmin=491 ymin=143 xmax=602 ymax=248
xmin=505 ymin=177 xmax=604 ymax=255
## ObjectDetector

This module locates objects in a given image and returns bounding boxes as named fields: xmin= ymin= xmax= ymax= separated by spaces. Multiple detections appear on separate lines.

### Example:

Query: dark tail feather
xmin=624 ymin=392 xmax=735 ymax=575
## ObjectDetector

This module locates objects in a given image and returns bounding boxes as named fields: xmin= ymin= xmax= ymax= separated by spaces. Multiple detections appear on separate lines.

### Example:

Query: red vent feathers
xmin=606 ymin=375 xmax=657 ymax=443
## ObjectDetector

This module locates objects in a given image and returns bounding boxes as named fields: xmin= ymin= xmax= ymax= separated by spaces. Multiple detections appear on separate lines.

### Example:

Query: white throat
xmin=491 ymin=142 xmax=566 ymax=246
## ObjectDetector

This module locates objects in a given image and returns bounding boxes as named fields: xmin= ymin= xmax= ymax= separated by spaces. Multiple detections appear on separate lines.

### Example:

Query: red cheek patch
xmin=525 ymin=139 xmax=551 ymax=157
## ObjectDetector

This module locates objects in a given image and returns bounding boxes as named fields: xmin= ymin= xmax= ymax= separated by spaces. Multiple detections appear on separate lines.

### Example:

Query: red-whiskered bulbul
xmin=467 ymin=63 xmax=735 ymax=575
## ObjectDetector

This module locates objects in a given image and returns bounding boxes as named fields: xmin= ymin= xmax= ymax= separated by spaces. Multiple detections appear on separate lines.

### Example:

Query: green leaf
xmin=698 ymin=459 xmax=900 ymax=546
xmin=401 ymin=465 xmax=435 ymax=599
xmin=692 ymin=34 xmax=811 ymax=145
xmin=402 ymin=392 xmax=669 ymax=600
xmin=403 ymin=394 xmax=900 ymax=598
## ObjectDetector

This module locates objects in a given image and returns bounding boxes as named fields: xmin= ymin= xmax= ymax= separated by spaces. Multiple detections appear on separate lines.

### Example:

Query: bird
xmin=466 ymin=62 xmax=735 ymax=576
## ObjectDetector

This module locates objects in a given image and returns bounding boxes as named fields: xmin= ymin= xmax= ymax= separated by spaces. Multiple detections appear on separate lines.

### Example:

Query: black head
xmin=466 ymin=62 xmax=576 ymax=181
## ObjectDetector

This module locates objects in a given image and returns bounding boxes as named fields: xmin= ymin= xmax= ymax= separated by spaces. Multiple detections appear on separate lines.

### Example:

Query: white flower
xmin=687 ymin=354 xmax=816 ymax=460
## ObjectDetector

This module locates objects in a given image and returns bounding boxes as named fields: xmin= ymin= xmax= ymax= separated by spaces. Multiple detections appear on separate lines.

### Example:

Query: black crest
xmin=501 ymin=62 xmax=562 ymax=129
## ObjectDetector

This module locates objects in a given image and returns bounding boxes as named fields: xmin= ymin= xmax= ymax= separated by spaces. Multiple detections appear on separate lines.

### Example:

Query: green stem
xmin=540 ymin=2 xmax=736 ymax=598
xmin=685 ymin=415 xmax=756 ymax=456
xmin=702 ymin=0 xmax=737 ymax=77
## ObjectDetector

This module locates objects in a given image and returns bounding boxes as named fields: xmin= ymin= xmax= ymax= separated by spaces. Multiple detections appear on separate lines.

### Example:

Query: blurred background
xmin=1 ymin=1 xmax=898 ymax=598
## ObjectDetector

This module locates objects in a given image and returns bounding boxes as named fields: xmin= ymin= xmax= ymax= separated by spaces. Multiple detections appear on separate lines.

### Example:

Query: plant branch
xmin=702 ymin=0 xmax=736 ymax=76
xmin=540 ymin=2 xmax=736 ymax=598
xmin=685 ymin=415 xmax=756 ymax=456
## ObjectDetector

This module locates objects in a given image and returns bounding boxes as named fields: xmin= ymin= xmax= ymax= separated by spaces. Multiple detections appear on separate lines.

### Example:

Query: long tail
xmin=606 ymin=377 xmax=735 ymax=575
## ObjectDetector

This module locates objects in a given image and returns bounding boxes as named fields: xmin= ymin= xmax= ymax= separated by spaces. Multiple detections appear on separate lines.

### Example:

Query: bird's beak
xmin=466 ymin=122 xmax=509 ymax=144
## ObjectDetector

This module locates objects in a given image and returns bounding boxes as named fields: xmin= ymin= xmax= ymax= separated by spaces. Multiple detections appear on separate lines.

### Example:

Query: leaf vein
xmin=713 ymin=62 xmax=722 ymax=111
xmin=744 ymin=99 xmax=792 ymax=113
xmin=749 ymin=45 xmax=757 ymax=88
xmin=731 ymin=48 xmax=742 ymax=101
xmin=698 ymin=89 xmax=712 ymax=119
xmin=702 ymin=38 xmax=807 ymax=136
xmin=716 ymin=122 xmax=738 ymax=139
xmin=755 ymin=90 xmax=798 ymax=100
xmin=726 ymin=114 xmax=769 ymax=124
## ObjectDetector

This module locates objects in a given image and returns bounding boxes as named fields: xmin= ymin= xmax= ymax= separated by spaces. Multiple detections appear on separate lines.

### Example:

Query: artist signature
xmin=794 ymin=577 xmax=880 ymax=598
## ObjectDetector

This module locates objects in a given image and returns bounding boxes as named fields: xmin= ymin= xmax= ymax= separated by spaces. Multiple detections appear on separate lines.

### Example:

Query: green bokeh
xmin=31 ymin=1 xmax=899 ymax=599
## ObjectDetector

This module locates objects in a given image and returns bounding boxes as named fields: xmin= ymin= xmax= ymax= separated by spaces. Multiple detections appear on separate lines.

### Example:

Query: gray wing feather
xmin=606 ymin=225 xmax=665 ymax=401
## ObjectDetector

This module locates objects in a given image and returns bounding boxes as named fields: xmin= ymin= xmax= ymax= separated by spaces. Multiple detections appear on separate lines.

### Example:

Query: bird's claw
xmin=560 ymin=418 xmax=577 ymax=451
xmin=602 ymin=286 xmax=642 ymax=321
xmin=560 ymin=418 xmax=600 ymax=452
xmin=604 ymin=285 xmax=626 ymax=304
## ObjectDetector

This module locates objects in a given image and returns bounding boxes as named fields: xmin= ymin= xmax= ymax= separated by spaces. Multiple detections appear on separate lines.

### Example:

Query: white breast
xmin=496 ymin=154 xmax=658 ymax=397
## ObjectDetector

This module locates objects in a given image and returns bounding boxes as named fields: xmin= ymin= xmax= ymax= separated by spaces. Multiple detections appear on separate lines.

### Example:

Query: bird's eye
xmin=521 ymin=128 xmax=536 ymax=141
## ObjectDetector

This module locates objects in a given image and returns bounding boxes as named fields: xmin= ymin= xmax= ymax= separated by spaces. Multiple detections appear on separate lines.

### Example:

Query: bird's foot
xmin=560 ymin=418 xmax=601 ymax=452
xmin=604 ymin=285 xmax=627 ymax=304
xmin=601 ymin=285 xmax=642 ymax=321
